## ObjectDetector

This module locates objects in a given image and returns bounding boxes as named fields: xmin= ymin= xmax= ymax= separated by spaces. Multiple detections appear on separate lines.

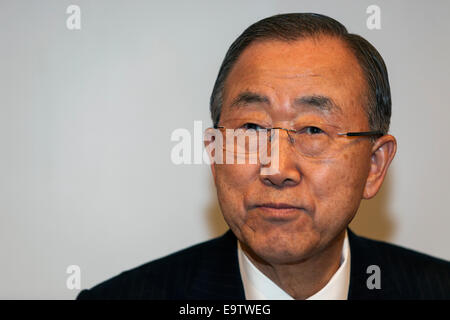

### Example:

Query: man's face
xmin=211 ymin=36 xmax=376 ymax=264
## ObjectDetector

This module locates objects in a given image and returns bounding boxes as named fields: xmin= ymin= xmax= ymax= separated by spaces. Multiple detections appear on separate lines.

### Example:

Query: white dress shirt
xmin=237 ymin=231 xmax=351 ymax=300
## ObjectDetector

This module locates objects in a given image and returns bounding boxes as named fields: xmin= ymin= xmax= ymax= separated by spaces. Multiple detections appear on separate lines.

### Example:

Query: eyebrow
xmin=294 ymin=95 xmax=343 ymax=115
xmin=229 ymin=91 xmax=342 ymax=115
xmin=230 ymin=91 xmax=270 ymax=107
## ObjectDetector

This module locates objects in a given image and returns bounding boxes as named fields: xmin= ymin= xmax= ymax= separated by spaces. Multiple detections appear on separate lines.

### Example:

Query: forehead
xmin=222 ymin=37 xmax=367 ymax=122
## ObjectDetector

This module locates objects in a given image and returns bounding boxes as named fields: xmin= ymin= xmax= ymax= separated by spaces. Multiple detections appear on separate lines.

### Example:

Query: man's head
xmin=206 ymin=13 xmax=397 ymax=265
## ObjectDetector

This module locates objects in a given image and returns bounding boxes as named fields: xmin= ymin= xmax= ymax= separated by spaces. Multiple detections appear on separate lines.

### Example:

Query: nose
xmin=260 ymin=129 xmax=302 ymax=188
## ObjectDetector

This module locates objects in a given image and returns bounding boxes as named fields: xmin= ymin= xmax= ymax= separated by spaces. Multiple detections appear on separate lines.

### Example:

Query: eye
xmin=242 ymin=123 xmax=265 ymax=131
xmin=304 ymin=126 xmax=324 ymax=135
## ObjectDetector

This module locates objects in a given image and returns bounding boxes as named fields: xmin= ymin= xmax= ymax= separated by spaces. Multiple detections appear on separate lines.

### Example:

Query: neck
xmin=240 ymin=230 xmax=346 ymax=300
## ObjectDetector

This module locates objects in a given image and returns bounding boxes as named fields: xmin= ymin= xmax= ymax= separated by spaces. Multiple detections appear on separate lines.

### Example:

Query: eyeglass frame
xmin=208 ymin=122 xmax=384 ymax=161
xmin=213 ymin=124 xmax=384 ymax=139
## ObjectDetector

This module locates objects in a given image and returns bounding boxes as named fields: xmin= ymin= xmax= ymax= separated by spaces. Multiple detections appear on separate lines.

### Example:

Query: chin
xmin=244 ymin=229 xmax=321 ymax=265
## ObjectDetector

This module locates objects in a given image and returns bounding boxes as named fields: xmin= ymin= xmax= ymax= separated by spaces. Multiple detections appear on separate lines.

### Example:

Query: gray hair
xmin=209 ymin=13 xmax=391 ymax=135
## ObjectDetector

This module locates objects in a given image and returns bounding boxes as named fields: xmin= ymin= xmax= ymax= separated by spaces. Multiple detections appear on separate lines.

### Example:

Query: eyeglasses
xmin=210 ymin=119 xmax=383 ymax=159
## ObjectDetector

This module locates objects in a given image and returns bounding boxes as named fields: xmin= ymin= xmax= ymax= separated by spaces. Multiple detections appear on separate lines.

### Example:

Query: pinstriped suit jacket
xmin=77 ymin=229 xmax=450 ymax=300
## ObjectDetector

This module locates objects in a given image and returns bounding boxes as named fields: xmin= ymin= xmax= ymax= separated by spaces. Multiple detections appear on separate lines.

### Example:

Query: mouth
xmin=257 ymin=203 xmax=301 ymax=209
xmin=252 ymin=202 xmax=303 ymax=221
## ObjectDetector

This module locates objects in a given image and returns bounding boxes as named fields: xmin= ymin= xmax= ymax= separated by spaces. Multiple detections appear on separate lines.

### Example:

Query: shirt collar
xmin=237 ymin=230 xmax=351 ymax=300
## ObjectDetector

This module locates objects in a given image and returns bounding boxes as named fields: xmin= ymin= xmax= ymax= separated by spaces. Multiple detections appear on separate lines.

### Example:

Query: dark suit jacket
xmin=77 ymin=229 xmax=450 ymax=300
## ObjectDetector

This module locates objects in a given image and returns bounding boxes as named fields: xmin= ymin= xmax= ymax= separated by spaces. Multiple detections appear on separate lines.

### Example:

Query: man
xmin=77 ymin=13 xmax=450 ymax=300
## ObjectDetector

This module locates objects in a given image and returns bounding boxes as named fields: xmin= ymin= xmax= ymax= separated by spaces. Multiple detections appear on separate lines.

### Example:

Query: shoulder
xmin=77 ymin=231 xmax=234 ymax=300
xmin=349 ymin=229 xmax=450 ymax=271
xmin=348 ymin=229 xmax=450 ymax=299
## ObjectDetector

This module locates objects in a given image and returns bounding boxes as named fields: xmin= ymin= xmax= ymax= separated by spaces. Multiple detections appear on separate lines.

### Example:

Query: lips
xmin=251 ymin=202 xmax=303 ymax=222
xmin=256 ymin=202 xmax=301 ymax=209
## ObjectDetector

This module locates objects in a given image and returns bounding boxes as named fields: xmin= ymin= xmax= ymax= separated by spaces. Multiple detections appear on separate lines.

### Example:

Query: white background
xmin=0 ymin=0 xmax=449 ymax=299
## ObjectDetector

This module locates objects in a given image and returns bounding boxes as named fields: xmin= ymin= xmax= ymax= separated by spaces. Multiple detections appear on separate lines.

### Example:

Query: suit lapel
xmin=186 ymin=230 xmax=245 ymax=299
xmin=186 ymin=228 xmax=399 ymax=299
xmin=347 ymin=228 xmax=397 ymax=299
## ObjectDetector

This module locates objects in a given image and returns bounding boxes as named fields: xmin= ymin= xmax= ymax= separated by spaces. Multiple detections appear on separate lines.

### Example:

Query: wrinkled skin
xmin=206 ymin=36 xmax=397 ymax=299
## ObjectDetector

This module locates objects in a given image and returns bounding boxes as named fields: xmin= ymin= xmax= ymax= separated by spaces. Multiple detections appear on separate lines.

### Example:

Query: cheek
xmin=214 ymin=163 xmax=259 ymax=228
xmin=215 ymin=163 xmax=258 ymax=190
xmin=309 ymin=152 xmax=369 ymax=228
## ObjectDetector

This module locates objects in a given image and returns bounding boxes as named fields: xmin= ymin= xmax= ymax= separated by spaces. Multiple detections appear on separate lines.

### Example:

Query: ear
xmin=203 ymin=128 xmax=217 ymax=181
xmin=363 ymin=134 xmax=397 ymax=199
